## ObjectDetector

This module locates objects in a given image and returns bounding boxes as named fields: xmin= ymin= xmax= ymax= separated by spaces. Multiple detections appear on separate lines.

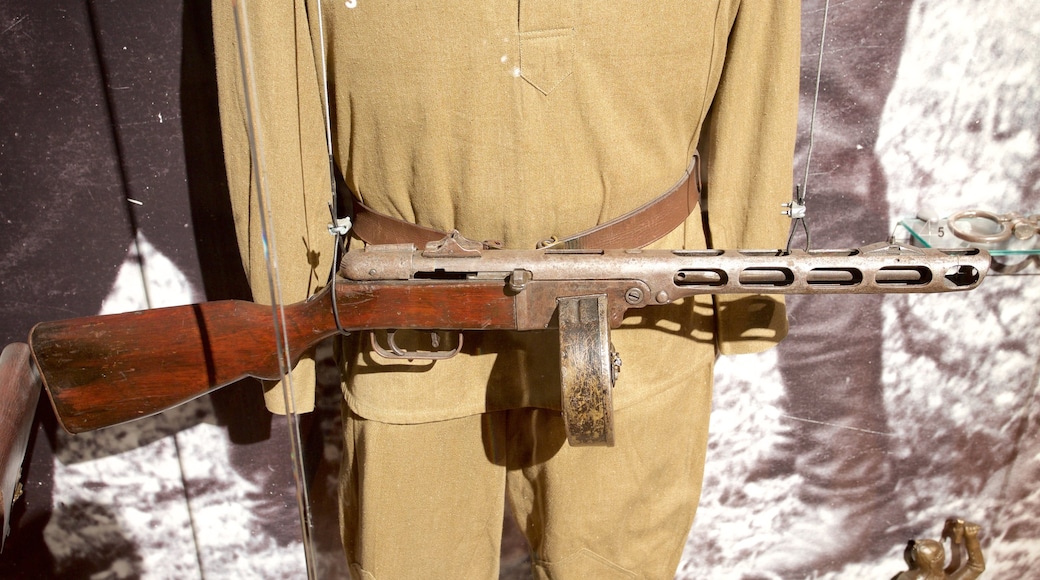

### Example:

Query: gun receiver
xmin=30 ymin=233 xmax=989 ymax=445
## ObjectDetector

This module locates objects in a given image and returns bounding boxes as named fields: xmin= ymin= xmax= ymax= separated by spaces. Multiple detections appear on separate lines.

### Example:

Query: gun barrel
xmin=342 ymin=242 xmax=990 ymax=298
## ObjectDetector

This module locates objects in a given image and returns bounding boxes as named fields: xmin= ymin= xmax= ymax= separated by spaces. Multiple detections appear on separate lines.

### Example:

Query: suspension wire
xmin=786 ymin=0 xmax=831 ymax=252
xmin=801 ymin=0 xmax=831 ymax=195
xmin=314 ymin=0 xmax=352 ymax=335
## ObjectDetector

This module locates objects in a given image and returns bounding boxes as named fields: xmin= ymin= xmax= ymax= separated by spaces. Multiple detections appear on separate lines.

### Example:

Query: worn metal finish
xmin=338 ymin=234 xmax=990 ymax=446
xmin=948 ymin=209 xmax=1040 ymax=243
xmin=558 ymin=295 xmax=615 ymax=446
xmin=342 ymin=239 xmax=990 ymax=331
xmin=369 ymin=330 xmax=464 ymax=360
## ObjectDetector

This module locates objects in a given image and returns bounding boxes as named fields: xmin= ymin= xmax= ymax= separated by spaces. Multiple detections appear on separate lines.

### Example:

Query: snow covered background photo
xmin=2 ymin=0 xmax=1038 ymax=578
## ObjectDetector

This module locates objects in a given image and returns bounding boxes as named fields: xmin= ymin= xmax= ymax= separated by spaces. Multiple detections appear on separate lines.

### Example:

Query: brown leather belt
xmin=350 ymin=153 xmax=700 ymax=250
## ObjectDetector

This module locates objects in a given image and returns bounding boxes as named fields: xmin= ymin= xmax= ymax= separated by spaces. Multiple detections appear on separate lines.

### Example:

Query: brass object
xmin=891 ymin=518 xmax=985 ymax=580
xmin=948 ymin=209 xmax=1040 ymax=243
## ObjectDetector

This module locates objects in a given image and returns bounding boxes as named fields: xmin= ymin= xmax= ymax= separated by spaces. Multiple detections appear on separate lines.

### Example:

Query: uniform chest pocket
xmin=519 ymin=0 xmax=575 ymax=95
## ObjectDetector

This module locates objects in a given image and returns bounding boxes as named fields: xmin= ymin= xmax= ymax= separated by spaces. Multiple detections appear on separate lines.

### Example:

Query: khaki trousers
xmin=338 ymin=362 xmax=714 ymax=579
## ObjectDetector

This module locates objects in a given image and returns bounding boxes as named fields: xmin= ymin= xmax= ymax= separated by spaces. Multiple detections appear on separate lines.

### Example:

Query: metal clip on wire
xmin=328 ymin=216 xmax=353 ymax=237
xmin=783 ymin=185 xmax=811 ymax=252
xmin=328 ymin=204 xmax=353 ymax=336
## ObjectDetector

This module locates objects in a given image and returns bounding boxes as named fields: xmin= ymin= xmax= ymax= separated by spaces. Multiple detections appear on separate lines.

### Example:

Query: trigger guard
xmin=370 ymin=330 xmax=463 ymax=361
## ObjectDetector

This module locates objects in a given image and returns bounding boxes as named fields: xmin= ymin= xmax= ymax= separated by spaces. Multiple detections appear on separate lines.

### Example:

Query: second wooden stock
xmin=1 ymin=343 xmax=41 ymax=549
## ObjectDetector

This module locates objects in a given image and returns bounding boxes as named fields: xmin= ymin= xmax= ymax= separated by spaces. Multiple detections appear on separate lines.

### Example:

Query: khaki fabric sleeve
xmin=212 ymin=0 xmax=332 ymax=413
xmin=702 ymin=1 xmax=800 ymax=355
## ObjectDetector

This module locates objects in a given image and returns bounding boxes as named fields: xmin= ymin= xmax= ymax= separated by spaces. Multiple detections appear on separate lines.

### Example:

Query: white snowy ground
xmin=679 ymin=1 xmax=1040 ymax=578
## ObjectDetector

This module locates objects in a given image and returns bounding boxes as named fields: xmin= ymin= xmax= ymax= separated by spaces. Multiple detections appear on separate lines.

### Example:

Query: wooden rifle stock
xmin=1 ymin=343 xmax=41 ymax=550
xmin=31 ymin=281 xmax=518 ymax=434
xmin=31 ymin=294 xmax=332 ymax=434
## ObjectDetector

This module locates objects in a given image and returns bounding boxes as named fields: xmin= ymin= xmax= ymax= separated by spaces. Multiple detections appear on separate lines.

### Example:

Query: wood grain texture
xmin=0 ymin=343 xmax=40 ymax=550
xmin=30 ymin=281 xmax=520 ymax=434
xmin=31 ymin=295 xmax=335 ymax=433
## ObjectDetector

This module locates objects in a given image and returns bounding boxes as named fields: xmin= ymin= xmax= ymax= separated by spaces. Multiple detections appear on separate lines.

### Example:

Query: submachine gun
xmin=24 ymin=231 xmax=988 ymax=447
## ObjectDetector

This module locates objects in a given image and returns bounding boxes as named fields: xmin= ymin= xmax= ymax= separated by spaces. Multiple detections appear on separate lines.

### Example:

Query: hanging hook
xmin=783 ymin=184 xmax=811 ymax=252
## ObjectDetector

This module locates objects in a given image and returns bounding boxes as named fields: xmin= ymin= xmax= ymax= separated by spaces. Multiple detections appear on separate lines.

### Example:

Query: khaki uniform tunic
xmin=213 ymin=1 xmax=799 ymax=576
xmin=213 ymin=1 xmax=798 ymax=422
